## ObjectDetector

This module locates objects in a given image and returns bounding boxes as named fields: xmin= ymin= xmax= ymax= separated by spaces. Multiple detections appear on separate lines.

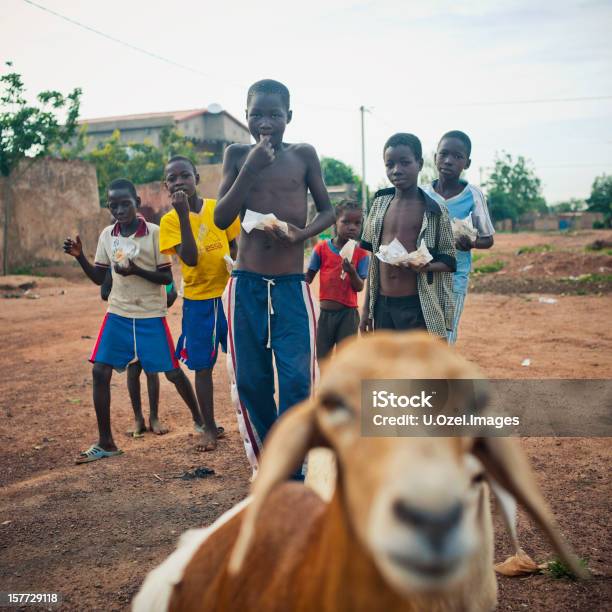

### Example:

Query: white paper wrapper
xmin=376 ymin=238 xmax=433 ymax=267
xmin=111 ymin=237 xmax=140 ymax=269
xmin=451 ymin=213 xmax=478 ymax=241
xmin=223 ymin=254 xmax=235 ymax=274
xmin=242 ymin=209 xmax=289 ymax=235
xmin=338 ymin=239 xmax=357 ymax=279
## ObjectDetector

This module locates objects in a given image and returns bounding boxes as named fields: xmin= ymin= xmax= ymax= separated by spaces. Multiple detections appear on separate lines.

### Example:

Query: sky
xmin=2 ymin=0 xmax=611 ymax=203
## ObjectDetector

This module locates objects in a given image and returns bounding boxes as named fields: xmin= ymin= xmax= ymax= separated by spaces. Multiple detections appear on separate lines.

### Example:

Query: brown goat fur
xmin=134 ymin=332 xmax=587 ymax=612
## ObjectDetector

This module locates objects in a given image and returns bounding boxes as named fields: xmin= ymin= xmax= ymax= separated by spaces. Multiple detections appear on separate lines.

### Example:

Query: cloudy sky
xmin=3 ymin=0 xmax=611 ymax=202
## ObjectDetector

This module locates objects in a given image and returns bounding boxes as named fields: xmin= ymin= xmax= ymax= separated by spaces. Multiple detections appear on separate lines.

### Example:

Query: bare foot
xmin=126 ymin=419 xmax=147 ymax=438
xmin=148 ymin=418 xmax=169 ymax=435
xmin=195 ymin=428 xmax=217 ymax=452
xmin=195 ymin=423 xmax=225 ymax=438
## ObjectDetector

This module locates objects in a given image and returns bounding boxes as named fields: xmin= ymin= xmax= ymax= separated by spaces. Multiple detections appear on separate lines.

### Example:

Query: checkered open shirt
xmin=361 ymin=188 xmax=456 ymax=339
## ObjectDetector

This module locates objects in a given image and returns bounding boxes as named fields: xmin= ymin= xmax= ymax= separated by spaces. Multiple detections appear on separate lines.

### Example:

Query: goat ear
xmin=228 ymin=398 xmax=320 ymax=574
xmin=473 ymin=437 xmax=589 ymax=579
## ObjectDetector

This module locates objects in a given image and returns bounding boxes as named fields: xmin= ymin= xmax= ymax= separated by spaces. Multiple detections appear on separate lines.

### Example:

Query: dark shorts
xmin=374 ymin=294 xmax=426 ymax=331
xmin=317 ymin=306 xmax=360 ymax=360
xmin=176 ymin=297 xmax=227 ymax=371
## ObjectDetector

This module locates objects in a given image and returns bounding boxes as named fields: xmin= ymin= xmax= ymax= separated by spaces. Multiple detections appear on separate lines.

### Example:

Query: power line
xmin=22 ymin=0 xmax=242 ymax=88
xmin=21 ymin=1 xmax=612 ymax=113
xmin=537 ymin=163 xmax=612 ymax=169
xmin=433 ymin=95 xmax=612 ymax=108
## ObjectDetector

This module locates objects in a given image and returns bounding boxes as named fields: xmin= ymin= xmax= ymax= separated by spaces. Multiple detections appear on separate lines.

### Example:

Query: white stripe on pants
xmin=448 ymin=290 xmax=466 ymax=345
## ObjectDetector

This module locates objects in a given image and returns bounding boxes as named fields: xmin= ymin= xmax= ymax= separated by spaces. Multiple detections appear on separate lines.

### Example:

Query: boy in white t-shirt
xmin=63 ymin=179 xmax=205 ymax=464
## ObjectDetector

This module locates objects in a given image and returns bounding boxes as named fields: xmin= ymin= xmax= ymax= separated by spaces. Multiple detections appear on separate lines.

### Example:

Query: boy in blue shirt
xmin=422 ymin=131 xmax=495 ymax=344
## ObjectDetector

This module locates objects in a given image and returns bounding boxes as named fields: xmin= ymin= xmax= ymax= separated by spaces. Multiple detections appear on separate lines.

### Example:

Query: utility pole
xmin=360 ymin=105 xmax=367 ymax=213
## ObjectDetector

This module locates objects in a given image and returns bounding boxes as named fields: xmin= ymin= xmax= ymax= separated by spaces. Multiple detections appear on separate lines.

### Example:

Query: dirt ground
xmin=1 ymin=231 xmax=611 ymax=611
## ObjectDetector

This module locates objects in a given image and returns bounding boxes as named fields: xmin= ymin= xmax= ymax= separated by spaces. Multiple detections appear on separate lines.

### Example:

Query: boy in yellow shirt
xmin=160 ymin=156 xmax=240 ymax=451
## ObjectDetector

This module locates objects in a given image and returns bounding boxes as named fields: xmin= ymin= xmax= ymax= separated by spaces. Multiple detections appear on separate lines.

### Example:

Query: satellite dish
xmin=207 ymin=103 xmax=223 ymax=114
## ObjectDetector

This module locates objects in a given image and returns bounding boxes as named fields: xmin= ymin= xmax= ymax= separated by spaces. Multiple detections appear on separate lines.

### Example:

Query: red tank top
xmin=314 ymin=240 xmax=369 ymax=308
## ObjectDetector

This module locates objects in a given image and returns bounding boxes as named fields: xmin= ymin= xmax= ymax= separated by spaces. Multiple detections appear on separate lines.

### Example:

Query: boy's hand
xmin=360 ymin=316 xmax=373 ymax=334
xmin=342 ymin=258 xmax=355 ymax=274
xmin=400 ymin=261 xmax=430 ymax=273
xmin=63 ymin=236 xmax=83 ymax=258
xmin=455 ymin=235 xmax=474 ymax=251
xmin=243 ymin=135 xmax=275 ymax=175
xmin=263 ymin=222 xmax=304 ymax=244
xmin=171 ymin=190 xmax=190 ymax=218
xmin=114 ymin=260 xmax=139 ymax=276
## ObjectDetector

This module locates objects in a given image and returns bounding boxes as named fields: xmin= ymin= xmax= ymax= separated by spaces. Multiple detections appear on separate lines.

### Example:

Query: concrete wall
xmin=0 ymin=158 xmax=109 ymax=273
xmin=533 ymin=217 xmax=559 ymax=231
xmin=494 ymin=212 xmax=605 ymax=232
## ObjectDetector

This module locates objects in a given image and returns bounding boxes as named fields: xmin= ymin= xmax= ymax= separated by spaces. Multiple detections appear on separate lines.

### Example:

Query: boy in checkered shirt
xmin=360 ymin=133 xmax=456 ymax=339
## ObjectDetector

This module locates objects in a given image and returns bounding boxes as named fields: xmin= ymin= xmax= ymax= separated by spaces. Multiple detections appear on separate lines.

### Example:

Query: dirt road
xmin=1 ymin=231 xmax=610 ymax=611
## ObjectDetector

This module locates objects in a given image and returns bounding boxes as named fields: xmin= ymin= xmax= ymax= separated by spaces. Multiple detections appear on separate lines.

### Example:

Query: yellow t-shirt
xmin=159 ymin=199 xmax=241 ymax=300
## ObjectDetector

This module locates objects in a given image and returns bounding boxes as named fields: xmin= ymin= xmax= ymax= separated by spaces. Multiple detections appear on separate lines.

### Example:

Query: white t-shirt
xmin=94 ymin=219 xmax=171 ymax=319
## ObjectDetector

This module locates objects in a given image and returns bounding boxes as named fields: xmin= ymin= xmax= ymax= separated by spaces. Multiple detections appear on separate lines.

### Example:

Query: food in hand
xmin=242 ymin=209 xmax=289 ymax=235
xmin=451 ymin=213 xmax=478 ymax=242
xmin=376 ymin=239 xmax=433 ymax=267
xmin=111 ymin=237 xmax=140 ymax=268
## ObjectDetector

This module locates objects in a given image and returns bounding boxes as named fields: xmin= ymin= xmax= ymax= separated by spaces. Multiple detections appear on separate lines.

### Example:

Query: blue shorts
xmin=90 ymin=313 xmax=178 ymax=373
xmin=176 ymin=297 xmax=227 ymax=371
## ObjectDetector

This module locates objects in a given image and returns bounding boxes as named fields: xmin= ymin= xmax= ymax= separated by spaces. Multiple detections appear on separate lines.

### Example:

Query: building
xmin=79 ymin=108 xmax=251 ymax=164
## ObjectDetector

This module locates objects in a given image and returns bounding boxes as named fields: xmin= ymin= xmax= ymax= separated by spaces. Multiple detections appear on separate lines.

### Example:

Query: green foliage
xmin=546 ymin=557 xmax=588 ymax=580
xmin=552 ymin=198 xmax=586 ymax=213
xmin=320 ymin=155 xmax=366 ymax=203
xmin=485 ymin=152 xmax=547 ymax=229
xmin=62 ymin=126 xmax=197 ymax=205
xmin=471 ymin=252 xmax=485 ymax=265
xmin=0 ymin=61 xmax=81 ymax=177
xmin=419 ymin=152 xmax=437 ymax=186
xmin=516 ymin=244 xmax=552 ymax=255
xmin=586 ymin=174 xmax=612 ymax=227
xmin=473 ymin=260 xmax=505 ymax=274
xmin=321 ymin=156 xmax=359 ymax=186
xmin=561 ymin=273 xmax=612 ymax=284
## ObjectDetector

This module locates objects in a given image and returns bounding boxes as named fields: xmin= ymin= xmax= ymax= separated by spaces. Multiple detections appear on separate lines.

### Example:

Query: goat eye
xmin=319 ymin=394 xmax=354 ymax=424
xmin=471 ymin=473 xmax=485 ymax=485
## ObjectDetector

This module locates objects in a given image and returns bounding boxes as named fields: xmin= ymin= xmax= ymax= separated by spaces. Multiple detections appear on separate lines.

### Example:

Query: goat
xmin=134 ymin=331 xmax=587 ymax=612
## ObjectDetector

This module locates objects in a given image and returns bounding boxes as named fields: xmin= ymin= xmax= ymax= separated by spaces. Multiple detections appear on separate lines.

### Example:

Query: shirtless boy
xmin=360 ymin=133 xmax=456 ymax=339
xmin=214 ymin=79 xmax=334 ymax=476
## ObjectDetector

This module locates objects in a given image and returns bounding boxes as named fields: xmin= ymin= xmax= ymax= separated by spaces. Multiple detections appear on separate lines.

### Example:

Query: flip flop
xmin=75 ymin=444 xmax=124 ymax=465
xmin=125 ymin=430 xmax=145 ymax=438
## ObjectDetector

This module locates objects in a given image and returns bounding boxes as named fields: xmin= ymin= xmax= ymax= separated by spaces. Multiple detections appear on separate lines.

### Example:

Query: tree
xmin=61 ymin=126 xmax=198 ymax=204
xmin=586 ymin=174 xmax=612 ymax=228
xmin=485 ymin=152 xmax=547 ymax=230
xmin=419 ymin=152 xmax=437 ymax=186
xmin=552 ymin=198 xmax=587 ymax=213
xmin=320 ymin=156 xmax=365 ymax=203
xmin=321 ymin=157 xmax=359 ymax=186
xmin=1 ymin=61 xmax=81 ymax=273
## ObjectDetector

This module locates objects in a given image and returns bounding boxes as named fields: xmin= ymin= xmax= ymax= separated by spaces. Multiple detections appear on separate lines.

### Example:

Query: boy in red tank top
xmin=306 ymin=200 xmax=370 ymax=360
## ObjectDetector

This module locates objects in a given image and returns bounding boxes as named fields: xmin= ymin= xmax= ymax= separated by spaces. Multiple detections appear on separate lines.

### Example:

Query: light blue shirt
xmin=422 ymin=181 xmax=495 ymax=294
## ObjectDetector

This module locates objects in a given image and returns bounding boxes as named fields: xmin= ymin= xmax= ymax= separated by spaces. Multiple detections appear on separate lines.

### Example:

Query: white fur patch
xmin=132 ymin=497 xmax=252 ymax=612
xmin=305 ymin=448 xmax=337 ymax=501
xmin=490 ymin=480 xmax=519 ymax=549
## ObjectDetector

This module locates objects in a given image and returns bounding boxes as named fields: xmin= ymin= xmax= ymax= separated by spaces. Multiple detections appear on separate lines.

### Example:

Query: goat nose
xmin=393 ymin=500 xmax=463 ymax=551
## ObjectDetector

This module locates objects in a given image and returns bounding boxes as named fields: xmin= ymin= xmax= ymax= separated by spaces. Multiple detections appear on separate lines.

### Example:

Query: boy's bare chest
xmin=382 ymin=202 xmax=424 ymax=249
xmin=239 ymin=150 xmax=307 ymax=193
